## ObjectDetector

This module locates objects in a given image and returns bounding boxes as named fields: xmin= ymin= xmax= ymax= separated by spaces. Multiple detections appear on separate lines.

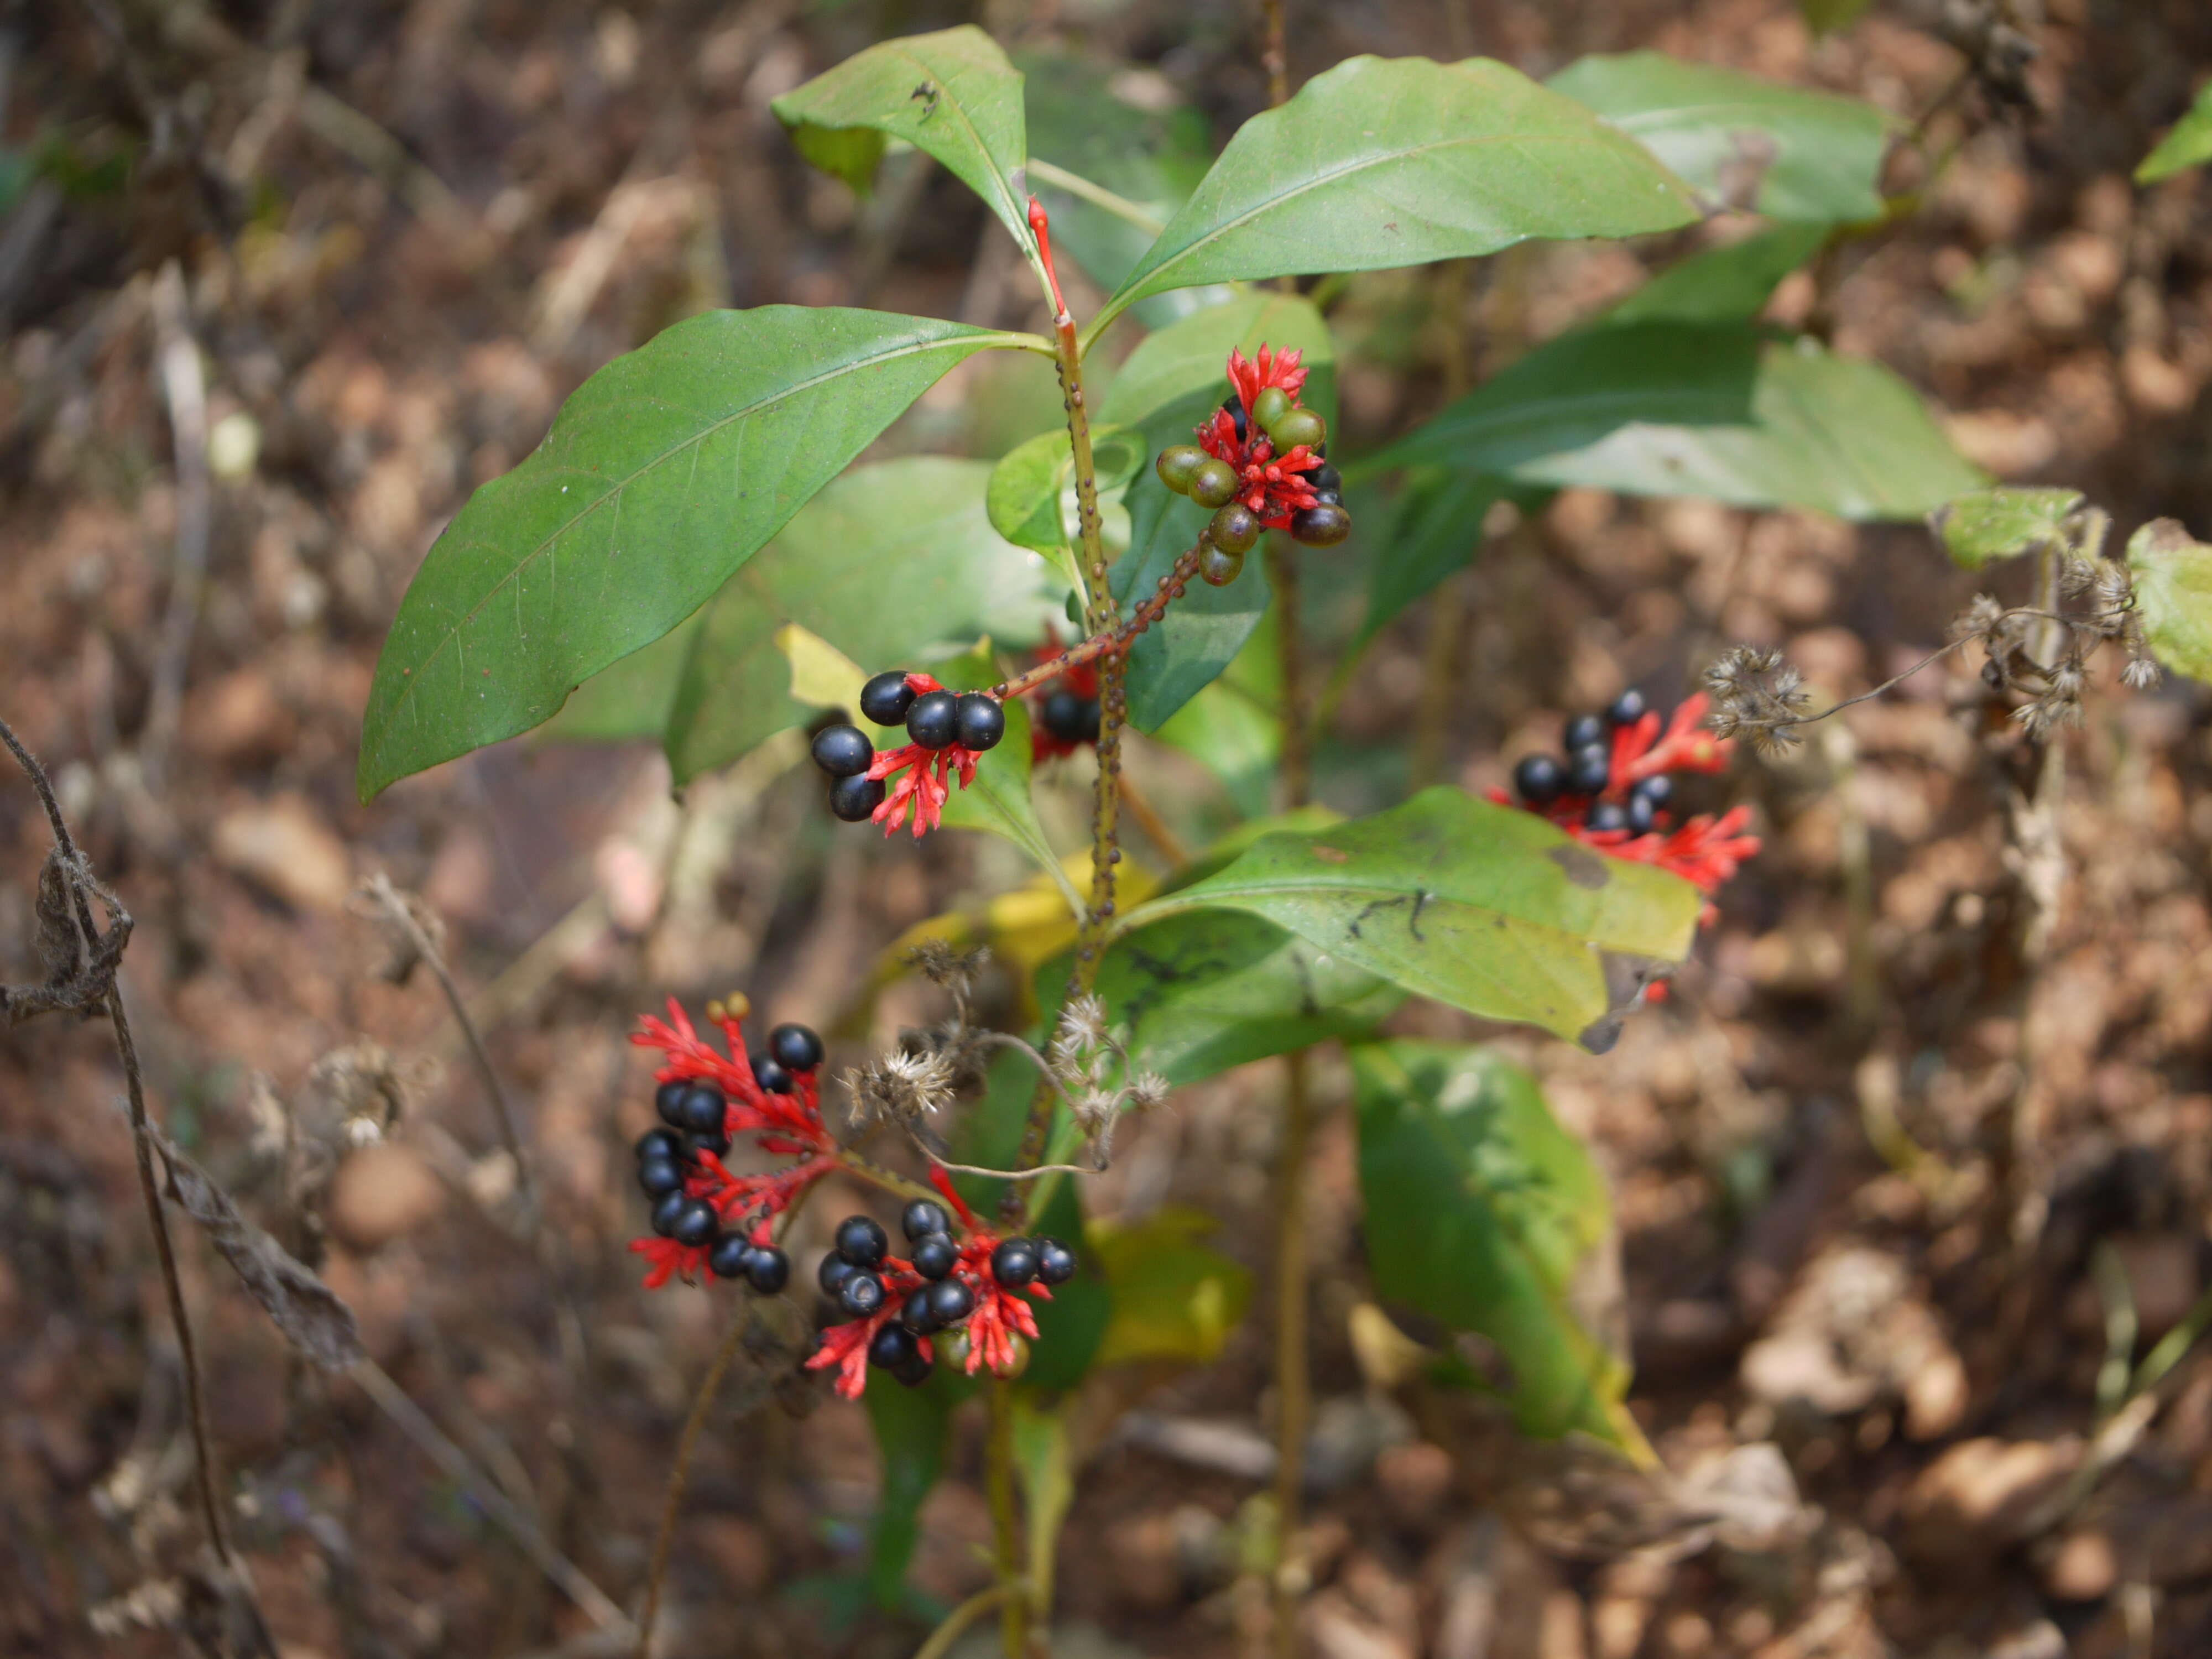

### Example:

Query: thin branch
xmin=915 ymin=1585 xmax=1014 ymax=1659
xmin=1024 ymin=159 xmax=1165 ymax=235
xmin=924 ymin=1152 xmax=1099 ymax=1181
xmin=632 ymin=1311 xmax=752 ymax=1659
xmin=141 ymin=260 xmax=210 ymax=796
xmin=987 ymin=1381 xmax=1026 ymax=1659
xmin=1115 ymin=770 xmax=1189 ymax=867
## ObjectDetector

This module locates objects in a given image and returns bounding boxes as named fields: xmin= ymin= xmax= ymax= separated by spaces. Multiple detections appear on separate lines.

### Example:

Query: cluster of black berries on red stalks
xmin=806 ymin=1178 xmax=1077 ymax=1397
xmin=810 ymin=670 xmax=1006 ymax=837
xmin=1512 ymin=691 xmax=1676 ymax=833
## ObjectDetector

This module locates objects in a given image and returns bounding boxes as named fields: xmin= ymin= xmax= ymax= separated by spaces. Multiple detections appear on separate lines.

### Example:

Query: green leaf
xmin=1359 ymin=472 xmax=1510 ymax=648
xmin=356 ymin=308 xmax=1020 ymax=800
xmin=1352 ymin=1041 xmax=1642 ymax=1450
xmin=986 ymin=424 xmax=1146 ymax=593
xmin=1548 ymin=51 xmax=1892 ymax=223
xmin=1152 ymin=608 xmax=1284 ymax=821
xmin=864 ymin=1363 xmax=974 ymax=1606
xmin=1601 ymin=221 xmax=1830 ymax=326
xmin=1124 ymin=789 xmax=1701 ymax=1051
xmin=1011 ymin=1397 xmax=1076 ymax=1619
xmin=2138 ymin=82 xmax=2212 ymax=185
xmin=1088 ymin=1208 xmax=1256 ymax=1367
xmin=1932 ymin=487 xmax=2087 ymax=570
xmin=771 ymin=27 xmax=1039 ymax=266
xmin=1370 ymin=322 xmax=1985 ymax=520
xmin=538 ymin=609 xmax=703 ymax=743
xmin=925 ymin=647 xmax=1068 ymax=890
xmin=1093 ymin=55 xmax=1698 ymax=338
xmin=2127 ymin=518 xmax=2212 ymax=684
xmin=1102 ymin=293 xmax=1337 ymax=730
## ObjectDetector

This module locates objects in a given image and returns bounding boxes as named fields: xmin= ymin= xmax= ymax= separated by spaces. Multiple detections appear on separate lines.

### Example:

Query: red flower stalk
xmin=1199 ymin=345 xmax=1327 ymax=531
xmin=865 ymin=672 xmax=992 ymax=838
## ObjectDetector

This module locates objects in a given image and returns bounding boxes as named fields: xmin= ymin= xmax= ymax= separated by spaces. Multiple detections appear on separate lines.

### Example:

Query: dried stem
xmin=632 ymin=1310 xmax=752 ymax=1658
xmin=142 ymin=259 xmax=210 ymax=796
xmin=1260 ymin=0 xmax=1289 ymax=109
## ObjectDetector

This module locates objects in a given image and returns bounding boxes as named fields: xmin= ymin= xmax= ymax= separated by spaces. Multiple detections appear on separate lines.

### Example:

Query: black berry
xmin=811 ymin=723 xmax=874 ymax=777
xmin=753 ymin=1052 xmax=794 ymax=1095
xmin=925 ymin=1277 xmax=974 ymax=1328
xmin=1307 ymin=461 xmax=1342 ymax=498
xmin=651 ymin=1191 xmax=688 ymax=1237
xmin=829 ymin=773 xmax=885 ymax=823
xmin=859 ymin=671 xmax=916 ymax=726
xmin=910 ymin=1233 xmax=961 ymax=1281
xmin=638 ymin=1155 xmax=686 ymax=1198
xmin=1220 ymin=394 xmax=1249 ymax=444
xmin=1564 ymin=714 xmax=1605 ymax=752
xmin=1587 ymin=800 xmax=1630 ymax=834
xmin=745 ymin=1246 xmax=790 ymax=1294
xmin=892 ymin=1349 xmax=933 ymax=1387
xmin=1035 ymin=1237 xmax=1078 ymax=1286
xmin=671 ymin=1201 xmax=719 ymax=1247
xmin=655 ymin=1080 xmax=690 ymax=1128
xmin=990 ymin=1238 xmax=1040 ymax=1288
xmin=1606 ymin=689 xmax=1648 ymax=729
xmin=819 ymin=1253 xmax=858 ymax=1298
xmin=635 ymin=1128 xmax=683 ymax=1163
xmin=1290 ymin=503 xmax=1351 ymax=547
xmin=956 ymin=693 xmax=1006 ymax=753
xmin=678 ymin=1083 xmax=726 ymax=1138
xmin=901 ymin=1287 xmax=941 ymax=1334
xmin=770 ymin=1023 xmax=824 ymax=1074
xmin=902 ymin=1199 xmax=951 ymax=1240
xmin=709 ymin=1235 xmax=755 ymax=1280
xmin=868 ymin=1322 xmax=920 ymax=1370
xmin=1514 ymin=753 xmax=1567 ymax=806
xmin=835 ymin=1214 xmax=889 ymax=1269
xmin=687 ymin=1124 xmax=731 ymax=1159
xmin=1041 ymin=691 xmax=1099 ymax=744
xmin=906 ymin=690 xmax=961 ymax=750
xmin=1631 ymin=773 xmax=1673 ymax=809
xmin=839 ymin=1270 xmax=886 ymax=1318
xmin=1568 ymin=743 xmax=1613 ymax=797
xmin=1625 ymin=792 xmax=1658 ymax=834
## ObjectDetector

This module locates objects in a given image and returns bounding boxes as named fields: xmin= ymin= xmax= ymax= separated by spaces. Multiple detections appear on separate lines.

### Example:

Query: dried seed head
xmin=1703 ymin=645 xmax=1811 ymax=756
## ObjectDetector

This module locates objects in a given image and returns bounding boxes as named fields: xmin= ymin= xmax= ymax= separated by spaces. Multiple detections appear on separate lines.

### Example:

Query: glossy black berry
xmin=770 ymin=1023 xmax=824 ymax=1074
xmin=1631 ymin=773 xmax=1673 ymax=810
xmin=892 ymin=1349 xmax=933 ymax=1387
xmin=1306 ymin=461 xmax=1342 ymax=498
xmin=991 ymin=1238 xmax=1040 ymax=1288
xmin=910 ymin=1233 xmax=961 ymax=1281
xmin=709 ymin=1235 xmax=755 ymax=1280
xmin=638 ymin=1155 xmax=686 ymax=1198
xmin=1587 ymin=800 xmax=1631 ymax=834
xmin=818 ymin=1253 xmax=857 ymax=1298
xmin=1606 ymin=689 xmax=1648 ymax=729
xmin=1035 ymin=1237 xmax=1078 ymax=1286
xmin=651 ymin=1191 xmax=688 ymax=1237
xmin=835 ymin=1214 xmax=889 ymax=1269
xmin=839 ymin=1270 xmax=886 ymax=1318
xmin=687 ymin=1124 xmax=732 ymax=1159
xmin=925 ymin=1277 xmax=974 ymax=1328
xmin=1625 ymin=792 xmax=1658 ymax=835
xmin=655 ymin=1079 xmax=690 ymax=1128
xmin=901 ymin=1286 xmax=940 ymax=1333
xmin=745 ymin=1246 xmax=790 ymax=1294
xmin=678 ymin=1083 xmax=726 ymax=1138
xmin=906 ymin=690 xmax=961 ymax=750
xmin=671 ymin=1201 xmax=719 ymax=1247
xmin=1041 ymin=691 xmax=1100 ymax=744
xmin=1568 ymin=743 xmax=1613 ymax=797
xmin=753 ymin=1052 xmax=794 ymax=1095
xmin=1220 ymin=394 xmax=1249 ymax=444
xmin=868 ymin=1322 xmax=920 ymax=1371
xmin=829 ymin=773 xmax=886 ymax=823
xmin=860 ymin=671 xmax=917 ymax=726
xmin=635 ymin=1128 xmax=684 ymax=1163
xmin=1514 ymin=753 xmax=1567 ymax=806
xmin=901 ymin=1199 xmax=951 ymax=1240
xmin=811 ymin=723 xmax=874 ymax=778
xmin=955 ymin=693 xmax=1006 ymax=753
xmin=1290 ymin=503 xmax=1352 ymax=547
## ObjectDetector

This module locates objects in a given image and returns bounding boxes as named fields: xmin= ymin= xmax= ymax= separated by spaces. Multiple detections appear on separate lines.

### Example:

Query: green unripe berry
xmin=1155 ymin=444 xmax=1207 ymax=494
xmin=1208 ymin=502 xmax=1261 ymax=556
xmin=1189 ymin=457 xmax=1240 ymax=509
xmin=1251 ymin=386 xmax=1292 ymax=434
xmin=1269 ymin=408 xmax=1326 ymax=452
xmin=1198 ymin=541 xmax=1246 ymax=587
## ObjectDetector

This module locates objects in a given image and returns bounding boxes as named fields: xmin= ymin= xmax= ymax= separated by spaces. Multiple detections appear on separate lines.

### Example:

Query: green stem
xmin=988 ymin=1381 xmax=1026 ymax=1658
xmin=1025 ymin=159 xmax=1165 ymax=235
xmin=916 ymin=1585 xmax=1013 ymax=1659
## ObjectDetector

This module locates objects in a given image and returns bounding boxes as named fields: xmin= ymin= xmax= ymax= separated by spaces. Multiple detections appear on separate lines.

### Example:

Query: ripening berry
xmin=635 ymin=1128 xmax=684 ymax=1164
xmin=819 ymin=1253 xmax=858 ymax=1298
xmin=1220 ymin=395 xmax=1249 ymax=445
xmin=1586 ymin=800 xmax=1630 ymax=834
xmin=811 ymin=723 xmax=874 ymax=778
xmin=902 ymin=1199 xmax=951 ymax=1241
xmin=1251 ymin=385 xmax=1293 ymax=435
xmin=770 ymin=1022 xmax=825 ymax=1074
xmin=638 ymin=1155 xmax=686 ymax=1198
xmin=1209 ymin=503 xmax=1261 ymax=555
xmin=860 ymin=671 xmax=917 ymax=726
xmin=752 ymin=1052 xmax=795 ymax=1095
xmin=678 ymin=1083 xmax=727 ymax=1138
xmin=839 ymin=1270 xmax=886 ymax=1318
xmin=651 ymin=1191 xmax=688 ymax=1238
xmin=1564 ymin=714 xmax=1605 ymax=753
xmin=991 ymin=1238 xmax=1040 ymax=1288
xmin=901 ymin=1286 xmax=940 ymax=1333
xmin=1631 ymin=773 xmax=1672 ymax=809
xmin=835 ymin=1214 xmax=889 ymax=1269
xmin=1290 ymin=503 xmax=1351 ymax=547
xmin=1568 ymin=743 xmax=1613 ymax=797
xmin=868 ymin=1322 xmax=921 ymax=1370
xmin=709 ymin=1235 xmax=755 ymax=1280
xmin=910 ymin=1233 xmax=961 ymax=1281
xmin=1190 ymin=457 xmax=1240 ymax=509
xmin=1606 ymin=688 xmax=1647 ymax=729
xmin=671 ymin=1201 xmax=719 ymax=1247
xmin=1199 ymin=542 xmax=1245 ymax=588
xmin=830 ymin=773 xmax=886 ymax=823
xmin=906 ymin=690 xmax=961 ymax=750
xmin=1514 ymin=754 xmax=1567 ymax=806
xmin=925 ymin=1277 xmax=974 ymax=1328
xmin=1041 ymin=691 xmax=1100 ymax=744
xmin=1156 ymin=445 xmax=1207 ymax=494
xmin=655 ymin=1079 xmax=690 ymax=1128
xmin=1035 ymin=1237 xmax=1078 ymax=1285
xmin=747 ymin=1246 xmax=790 ymax=1294
xmin=955 ymin=693 xmax=1006 ymax=753
xmin=1269 ymin=408 xmax=1326 ymax=452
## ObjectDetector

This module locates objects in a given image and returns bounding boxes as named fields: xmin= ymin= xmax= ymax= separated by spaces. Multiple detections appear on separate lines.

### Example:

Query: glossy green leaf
xmin=1933 ymin=487 xmax=2086 ymax=570
xmin=1603 ymin=221 xmax=1830 ymax=326
xmin=1370 ymin=323 xmax=1985 ymax=520
xmin=1353 ymin=1040 xmax=1641 ymax=1449
xmin=1360 ymin=472 xmax=1510 ymax=648
xmin=1103 ymin=294 xmax=1337 ymax=730
xmin=1548 ymin=51 xmax=1891 ymax=223
xmin=1088 ymin=1208 xmax=1255 ymax=1368
xmin=1124 ymin=789 xmax=1700 ymax=1050
xmin=864 ymin=1364 xmax=973 ymax=1607
xmin=771 ymin=27 xmax=1039 ymax=266
xmin=356 ymin=308 xmax=1020 ymax=800
xmin=2127 ymin=518 xmax=2212 ymax=684
xmin=1094 ymin=56 xmax=1698 ymax=337
xmin=1152 ymin=602 xmax=1282 ymax=820
xmin=986 ymin=424 xmax=1146 ymax=591
xmin=2138 ymin=83 xmax=2212 ymax=185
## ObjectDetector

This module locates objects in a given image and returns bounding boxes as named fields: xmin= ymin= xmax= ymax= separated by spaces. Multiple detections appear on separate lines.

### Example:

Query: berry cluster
xmin=1031 ymin=658 xmax=1102 ymax=763
xmin=1512 ymin=690 xmax=1677 ymax=834
xmin=811 ymin=670 xmax=1005 ymax=837
xmin=1153 ymin=345 xmax=1351 ymax=588
xmin=628 ymin=1000 xmax=840 ymax=1290
xmin=805 ymin=1175 xmax=1076 ymax=1398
